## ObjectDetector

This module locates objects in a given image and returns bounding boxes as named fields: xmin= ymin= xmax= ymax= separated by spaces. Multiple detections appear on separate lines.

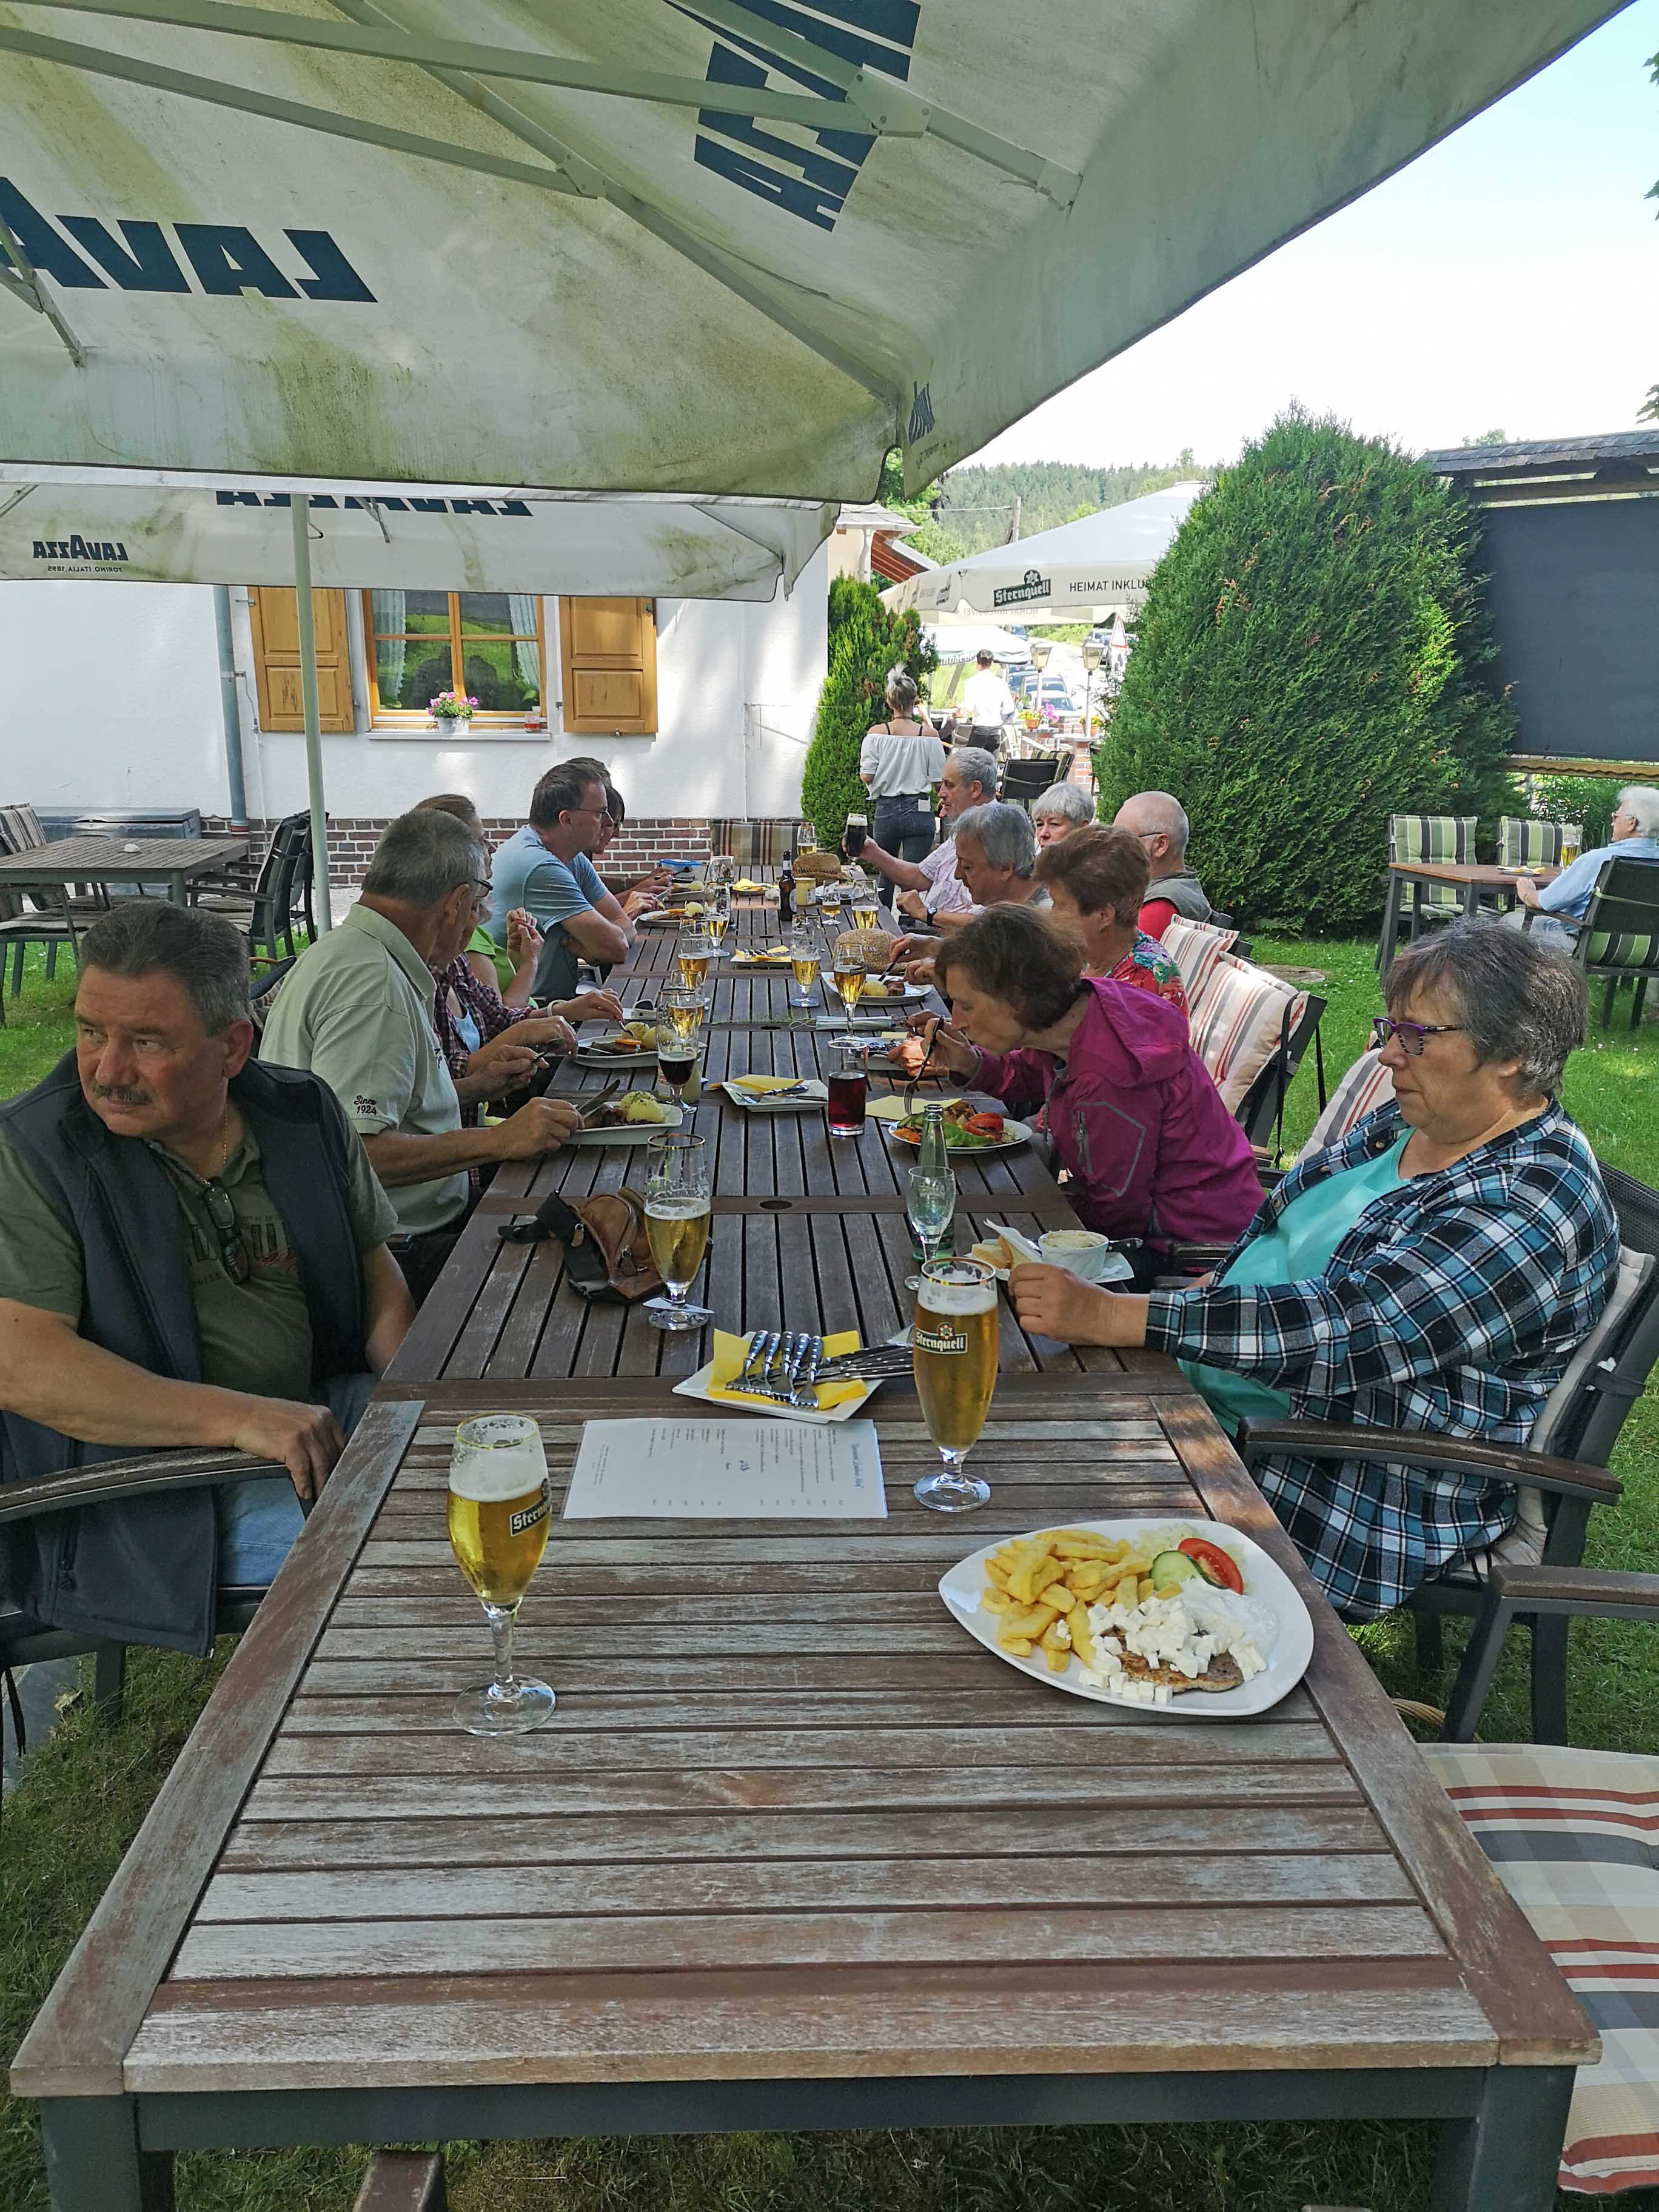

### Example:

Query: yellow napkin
xmin=707 ymin=1329 xmax=866 ymax=1410
xmin=728 ymin=1073 xmax=816 ymax=1094
xmin=734 ymin=945 xmax=793 ymax=964
xmin=732 ymin=879 xmax=766 ymax=894
xmin=867 ymin=1094 xmax=962 ymax=1121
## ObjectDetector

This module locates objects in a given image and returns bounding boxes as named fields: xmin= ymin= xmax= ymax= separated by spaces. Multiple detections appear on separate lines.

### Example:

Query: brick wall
xmin=206 ymin=816 xmax=716 ymax=888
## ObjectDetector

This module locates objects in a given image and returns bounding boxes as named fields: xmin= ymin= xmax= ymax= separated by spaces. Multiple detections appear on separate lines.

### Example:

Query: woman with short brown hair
xmin=1036 ymin=826 xmax=1188 ymax=1018
xmin=921 ymin=907 xmax=1259 ymax=1258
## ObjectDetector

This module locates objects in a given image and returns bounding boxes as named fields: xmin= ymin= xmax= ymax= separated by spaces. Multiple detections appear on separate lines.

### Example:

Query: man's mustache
xmin=90 ymin=1082 xmax=152 ymax=1107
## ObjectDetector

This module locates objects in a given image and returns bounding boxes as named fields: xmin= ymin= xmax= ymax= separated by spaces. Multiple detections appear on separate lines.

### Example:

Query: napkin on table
xmin=707 ymin=1329 xmax=866 ymax=1410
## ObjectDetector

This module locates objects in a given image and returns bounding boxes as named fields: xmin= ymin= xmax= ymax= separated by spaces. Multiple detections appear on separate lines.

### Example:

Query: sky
xmin=969 ymin=0 xmax=1659 ymax=469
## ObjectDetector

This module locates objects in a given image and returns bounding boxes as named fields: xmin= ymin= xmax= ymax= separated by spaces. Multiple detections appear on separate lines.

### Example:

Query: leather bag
xmin=498 ymin=1185 xmax=664 ymax=1302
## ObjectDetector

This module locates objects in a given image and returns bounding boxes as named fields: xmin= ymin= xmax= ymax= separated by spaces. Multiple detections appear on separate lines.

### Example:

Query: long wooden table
xmin=0 ymin=833 xmax=248 ymax=910
xmin=13 ymin=882 xmax=1594 ymax=2211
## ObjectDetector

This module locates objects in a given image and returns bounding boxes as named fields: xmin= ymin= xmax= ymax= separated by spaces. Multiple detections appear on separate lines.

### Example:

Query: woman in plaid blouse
xmin=1010 ymin=923 xmax=1620 ymax=1619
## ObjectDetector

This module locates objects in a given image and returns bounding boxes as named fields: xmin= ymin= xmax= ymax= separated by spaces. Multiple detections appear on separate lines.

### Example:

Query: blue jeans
xmin=216 ymin=1371 xmax=377 ymax=1587
xmin=873 ymin=794 xmax=936 ymax=866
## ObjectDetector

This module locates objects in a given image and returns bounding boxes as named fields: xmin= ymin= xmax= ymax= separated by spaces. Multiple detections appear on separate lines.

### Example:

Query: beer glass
xmin=705 ymin=884 xmax=732 ymax=948
xmin=676 ymin=930 xmax=713 ymax=993
xmin=447 ymin=1415 xmax=557 ymax=1734
xmin=912 ymin=1258 xmax=998 ymax=1512
xmin=787 ymin=927 xmax=822 ymax=1010
xmin=657 ymin=985 xmax=704 ymax=1104
xmin=825 ymin=1037 xmax=867 ymax=1137
xmin=707 ymin=853 xmax=735 ymax=891
xmin=1560 ymin=823 xmax=1582 ymax=868
xmin=905 ymin=1161 xmax=957 ymax=1289
xmin=644 ymin=1132 xmax=714 ymax=1330
xmin=843 ymin=812 xmax=868 ymax=859
xmin=831 ymin=929 xmax=867 ymax=1037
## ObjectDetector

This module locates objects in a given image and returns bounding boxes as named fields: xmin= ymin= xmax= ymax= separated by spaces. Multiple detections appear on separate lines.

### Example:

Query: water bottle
xmin=917 ymin=1099 xmax=949 ymax=1181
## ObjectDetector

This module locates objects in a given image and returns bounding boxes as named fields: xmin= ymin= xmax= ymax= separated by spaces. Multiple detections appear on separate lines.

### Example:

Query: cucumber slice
xmin=1149 ymin=1549 xmax=1202 ymax=1595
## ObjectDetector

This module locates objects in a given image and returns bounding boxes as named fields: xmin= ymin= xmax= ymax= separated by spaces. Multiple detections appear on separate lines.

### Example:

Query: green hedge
xmin=1095 ymin=411 xmax=1519 ymax=934
xmin=800 ymin=578 xmax=936 ymax=847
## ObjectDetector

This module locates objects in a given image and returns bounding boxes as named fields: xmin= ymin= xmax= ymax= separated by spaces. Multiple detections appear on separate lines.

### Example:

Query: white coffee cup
xmin=1039 ymin=1228 xmax=1113 ymax=1282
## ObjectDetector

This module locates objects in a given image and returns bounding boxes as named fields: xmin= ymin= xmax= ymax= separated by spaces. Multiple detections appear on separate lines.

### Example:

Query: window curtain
xmin=371 ymin=589 xmax=406 ymax=699
xmin=509 ymin=592 xmax=540 ymax=691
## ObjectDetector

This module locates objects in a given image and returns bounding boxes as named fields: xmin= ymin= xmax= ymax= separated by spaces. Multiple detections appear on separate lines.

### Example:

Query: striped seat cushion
xmin=1301 ymin=1052 xmax=1397 ymax=1158
xmin=1500 ymin=817 xmax=1568 ymax=868
xmin=1186 ymin=956 xmax=1305 ymax=1115
xmin=1423 ymin=1743 xmax=1659 ymax=2197
xmin=709 ymin=820 xmax=802 ymax=866
xmin=1157 ymin=915 xmax=1239 ymax=1005
xmin=1390 ymin=813 xmax=1476 ymax=910
xmin=1586 ymin=929 xmax=1659 ymax=974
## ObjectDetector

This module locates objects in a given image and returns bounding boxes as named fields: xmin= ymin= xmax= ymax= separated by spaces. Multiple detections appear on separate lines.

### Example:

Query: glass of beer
xmin=787 ymin=927 xmax=822 ymax=1010
xmin=657 ymin=984 xmax=703 ymax=1104
xmin=912 ymin=1258 xmax=998 ymax=1512
xmin=676 ymin=930 xmax=713 ymax=992
xmin=844 ymin=812 xmax=868 ymax=859
xmin=825 ymin=1037 xmax=868 ymax=1137
xmin=1560 ymin=823 xmax=1582 ymax=867
xmin=643 ymin=1132 xmax=714 ymax=1330
xmin=447 ymin=1414 xmax=556 ymax=1734
xmin=705 ymin=884 xmax=732 ymax=950
xmin=831 ymin=929 xmax=867 ymax=1037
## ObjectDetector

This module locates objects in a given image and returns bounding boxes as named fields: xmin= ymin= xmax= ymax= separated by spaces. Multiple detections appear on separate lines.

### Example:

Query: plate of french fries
xmin=938 ymin=1520 xmax=1314 ymax=1717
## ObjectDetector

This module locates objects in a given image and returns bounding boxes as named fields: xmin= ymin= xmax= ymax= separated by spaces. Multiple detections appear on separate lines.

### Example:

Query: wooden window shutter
xmin=557 ymin=596 xmax=658 ymax=736
xmin=247 ymin=586 xmax=355 ymax=733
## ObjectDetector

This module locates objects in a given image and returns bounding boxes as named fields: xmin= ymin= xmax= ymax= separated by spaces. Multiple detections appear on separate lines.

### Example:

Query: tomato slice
xmin=1178 ymin=1536 xmax=1244 ymax=1594
xmin=964 ymin=1113 xmax=1004 ymax=1135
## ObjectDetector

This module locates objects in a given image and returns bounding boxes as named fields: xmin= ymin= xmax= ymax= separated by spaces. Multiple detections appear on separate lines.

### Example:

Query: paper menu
xmin=562 ymin=1418 xmax=886 ymax=1519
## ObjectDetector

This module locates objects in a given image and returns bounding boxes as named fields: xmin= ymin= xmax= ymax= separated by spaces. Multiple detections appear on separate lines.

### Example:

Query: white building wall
xmin=2 ymin=544 xmax=829 ymax=830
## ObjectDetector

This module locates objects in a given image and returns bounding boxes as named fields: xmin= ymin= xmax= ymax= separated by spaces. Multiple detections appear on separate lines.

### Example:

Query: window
xmin=363 ymin=591 xmax=544 ymax=722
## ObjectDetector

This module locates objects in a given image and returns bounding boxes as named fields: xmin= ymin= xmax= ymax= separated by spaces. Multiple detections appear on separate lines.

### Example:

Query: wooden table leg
xmin=1429 ymin=2066 xmax=1574 ymax=2211
xmin=39 ymin=2097 xmax=170 ymax=2211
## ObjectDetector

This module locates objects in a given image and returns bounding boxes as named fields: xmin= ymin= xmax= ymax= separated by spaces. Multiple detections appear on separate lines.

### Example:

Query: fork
xmin=760 ymin=1330 xmax=802 ymax=1401
xmin=788 ymin=1334 xmax=824 ymax=1408
xmin=735 ymin=1330 xmax=777 ymax=1393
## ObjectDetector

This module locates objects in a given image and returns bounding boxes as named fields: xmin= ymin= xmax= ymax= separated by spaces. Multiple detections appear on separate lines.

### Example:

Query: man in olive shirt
xmin=261 ymin=808 xmax=580 ymax=1296
xmin=0 ymin=904 xmax=417 ymax=1648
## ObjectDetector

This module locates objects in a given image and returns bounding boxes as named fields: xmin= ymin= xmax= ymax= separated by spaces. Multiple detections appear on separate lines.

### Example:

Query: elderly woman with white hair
xmin=1031 ymin=782 xmax=1093 ymax=849
xmin=1512 ymin=783 xmax=1659 ymax=951
xmin=1010 ymin=920 xmax=1620 ymax=1622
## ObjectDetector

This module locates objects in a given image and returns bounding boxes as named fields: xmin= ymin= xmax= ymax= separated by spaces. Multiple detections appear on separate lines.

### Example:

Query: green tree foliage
xmin=1526 ymin=774 xmax=1617 ymax=851
xmin=800 ymin=578 xmax=936 ymax=845
xmin=876 ymin=449 xmax=1213 ymax=564
xmin=1096 ymin=410 xmax=1519 ymax=934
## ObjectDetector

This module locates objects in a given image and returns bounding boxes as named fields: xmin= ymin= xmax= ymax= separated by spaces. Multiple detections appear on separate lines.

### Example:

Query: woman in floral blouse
xmin=1035 ymin=826 xmax=1188 ymax=1021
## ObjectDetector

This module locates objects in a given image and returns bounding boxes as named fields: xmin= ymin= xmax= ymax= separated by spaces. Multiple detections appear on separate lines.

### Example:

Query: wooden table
xmin=0 ymin=834 xmax=248 ymax=910
xmin=13 ymin=877 xmax=1594 ymax=2210
xmin=1376 ymin=859 xmax=1558 ymax=972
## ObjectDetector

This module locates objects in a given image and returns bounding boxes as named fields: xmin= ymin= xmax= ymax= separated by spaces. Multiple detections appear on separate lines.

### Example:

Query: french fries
xmin=982 ymin=1529 xmax=1152 ymax=1669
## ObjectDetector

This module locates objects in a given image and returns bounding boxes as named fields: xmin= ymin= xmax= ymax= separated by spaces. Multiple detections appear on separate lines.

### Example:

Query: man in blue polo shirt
xmin=488 ymin=762 xmax=635 ymax=1002
xmin=1513 ymin=786 xmax=1659 ymax=951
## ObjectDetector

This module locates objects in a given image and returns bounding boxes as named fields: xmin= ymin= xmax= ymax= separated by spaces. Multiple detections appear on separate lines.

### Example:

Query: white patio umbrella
xmin=924 ymin=623 xmax=1029 ymax=662
xmin=884 ymin=483 xmax=1208 ymax=623
xmin=0 ymin=476 xmax=833 ymax=921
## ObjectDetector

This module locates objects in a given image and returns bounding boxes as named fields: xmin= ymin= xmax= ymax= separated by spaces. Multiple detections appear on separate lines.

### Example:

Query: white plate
xmin=634 ymin=907 xmax=709 ymax=927
xmin=886 ymin=1116 xmax=1031 ymax=1154
xmin=673 ymin=1356 xmax=879 ymax=1423
xmin=722 ymin=1079 xmax=830 ymax=1113
xmin=939 ymin=1518 xmax=1314 ymax=1718
xmin=565 ymin=1104 xmax=684 ymax=1147
xmin=835 ymin=979 xmax=931 ymax=1005
xmin=577 ymin=1036 xmax=659 ymax=1067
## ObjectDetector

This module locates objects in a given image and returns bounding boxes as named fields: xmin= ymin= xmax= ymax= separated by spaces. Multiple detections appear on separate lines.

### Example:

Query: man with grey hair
xmin=1512 ymin=785 xmax=1659 ymax=951
xmin=263 ymin=809 xmax=580 ymax=1292
xmin=853 ymin=745 xmax=998 ymax=923
xmin=1112 ymin=789 xmax=1213 ymax=933
xmin=889 ymin=801 xmax=1048 ymax=976
xmin=0 ymin=901 xmax=418 ymax=1655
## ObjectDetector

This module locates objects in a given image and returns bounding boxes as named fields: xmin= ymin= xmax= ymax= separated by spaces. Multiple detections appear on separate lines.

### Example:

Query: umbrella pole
xmin=290 ymin=494 xmax=333 ymax=934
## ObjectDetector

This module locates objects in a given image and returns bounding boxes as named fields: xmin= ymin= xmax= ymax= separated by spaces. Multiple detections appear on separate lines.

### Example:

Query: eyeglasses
xmin=200 ymin=1178 xmax=253 ymax=1285
xmin=1370 ymin=1014 xmax=1464 ymax=1056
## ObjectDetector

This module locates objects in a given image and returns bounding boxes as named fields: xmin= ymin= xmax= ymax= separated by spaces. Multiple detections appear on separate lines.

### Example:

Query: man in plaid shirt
xmin=1009 ymin=923 xmax=1620 ymax=1620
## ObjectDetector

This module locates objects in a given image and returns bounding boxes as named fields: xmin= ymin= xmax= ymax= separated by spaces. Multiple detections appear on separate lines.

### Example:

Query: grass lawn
xmin=3 ymin=940 xmax=1658 ymax=2211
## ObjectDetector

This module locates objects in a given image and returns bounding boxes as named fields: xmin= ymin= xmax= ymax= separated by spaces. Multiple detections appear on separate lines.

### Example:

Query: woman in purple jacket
xmin=919 ymin=907 xmax=1262 ymax=1257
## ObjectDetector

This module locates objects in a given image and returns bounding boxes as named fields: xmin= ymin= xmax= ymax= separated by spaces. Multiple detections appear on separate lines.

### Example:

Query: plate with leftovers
xmin=721 ymin=1074 xmax=830 ymax=1113
xmin=938 ymin=1519 xmax=1313 ymax=1717
xmin=576 ymin=1022 xmax=659 ymax=1065
xmin=565 ymin=1094 xmax=683 ymax=1145
xmin=888 ymin=1102 xmax=1029 ymax=1152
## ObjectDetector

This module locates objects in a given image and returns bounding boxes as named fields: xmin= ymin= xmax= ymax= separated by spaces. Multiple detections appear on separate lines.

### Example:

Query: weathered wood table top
xmin=0 ymin=834 xmax=247 ymax=886
xmin=13 ymin=874 xmax=1594 ymax=2212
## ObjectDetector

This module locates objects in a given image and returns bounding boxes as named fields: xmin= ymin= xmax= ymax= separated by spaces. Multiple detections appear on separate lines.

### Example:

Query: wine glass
xmin=676 ymin=929 xmax=714 ymax=993
xmin=911 ymin=1258 xmax=998 ymax=1512
xmin=643 ymin=1133 xmax=714 ymax=1331
xmin=657 ymin=983 xmax=704 ymax=1105
xmin=447 ymin=1415 xmax=556 ymax=1734
xmin=905 ymin=1162 xmax=957 ymax=1289
xmin=705 ymin=883 xmax=732 ymax=951
xmin=831 ymin=928 xmax=868 ymax=1040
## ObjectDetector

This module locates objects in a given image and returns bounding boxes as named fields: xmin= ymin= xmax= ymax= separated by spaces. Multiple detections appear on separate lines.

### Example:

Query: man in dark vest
xmin=0 ymin=902 xmax=415 ymax=1655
